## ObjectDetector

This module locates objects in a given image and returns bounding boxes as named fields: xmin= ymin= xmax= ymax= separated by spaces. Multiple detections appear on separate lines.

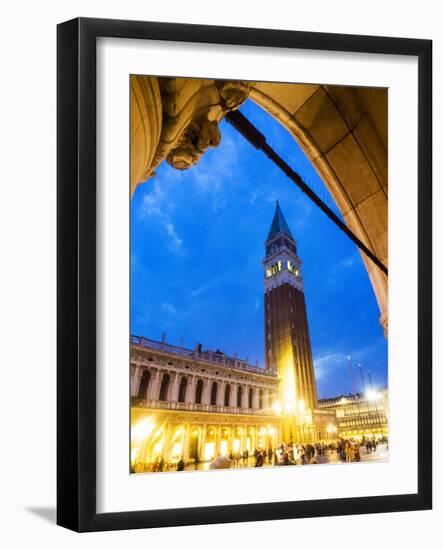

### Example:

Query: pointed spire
xmin=266 ymin=201 xmax=294 ymax=241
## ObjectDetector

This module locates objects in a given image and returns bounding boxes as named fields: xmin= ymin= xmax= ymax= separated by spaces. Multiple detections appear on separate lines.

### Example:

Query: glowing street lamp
xmin=366 ymin=389 xmax=381 ymax=401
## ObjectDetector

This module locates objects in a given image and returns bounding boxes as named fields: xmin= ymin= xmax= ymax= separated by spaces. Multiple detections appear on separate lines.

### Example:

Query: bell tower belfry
xmin=263 ymin=202 xmax=318 ymax=441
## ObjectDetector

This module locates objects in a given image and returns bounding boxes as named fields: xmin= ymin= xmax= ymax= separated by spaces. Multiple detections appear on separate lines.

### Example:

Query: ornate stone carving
xmin=166 ymin=119 xmax=221 ymax=170
xmin=215 ymin=80 xmax=255 ymax=111
xmin=147 ymin=78 xmax=254 ymax=174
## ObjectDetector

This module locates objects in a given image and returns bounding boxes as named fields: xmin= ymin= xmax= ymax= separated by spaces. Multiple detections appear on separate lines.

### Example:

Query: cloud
xmin=322 ymin=252 xmax=361 ymax=287
xmin=184 ymin=131 xmax=243 ymax=212
xmin=161 ymin=301 xmax=179 ymax=316
xmin=190 ymin=280 xmax=216 ymax=298
xmin=314 ymin=351 xmax=345 ymax=380
xmin=165 ymin=222 xmax=182 ymax=248
xmin=340 ymin=256 xmax=357 ymax=269
xmin=313 ymin=339 xmax=385 ymax=382
xmin=138 ymin=181 xmax=184 ymax=252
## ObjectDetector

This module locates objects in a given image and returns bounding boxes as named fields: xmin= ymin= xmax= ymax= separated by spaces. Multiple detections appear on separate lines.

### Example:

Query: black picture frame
xmin=57 ymin=17 xmax=432 ymax=532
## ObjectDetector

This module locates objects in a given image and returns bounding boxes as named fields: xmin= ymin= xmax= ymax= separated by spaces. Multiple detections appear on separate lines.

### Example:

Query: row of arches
xmin=136 ymin=369 xmax=272 ymax=409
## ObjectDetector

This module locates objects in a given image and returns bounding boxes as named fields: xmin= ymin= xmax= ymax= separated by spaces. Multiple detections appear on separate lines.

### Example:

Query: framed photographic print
xmin=57 ymin=17 xmax=432 ymax=532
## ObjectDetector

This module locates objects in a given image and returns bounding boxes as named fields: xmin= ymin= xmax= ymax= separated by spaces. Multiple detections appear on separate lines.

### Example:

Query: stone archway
xmin=130 ymin=77 xmax=387 ymax=333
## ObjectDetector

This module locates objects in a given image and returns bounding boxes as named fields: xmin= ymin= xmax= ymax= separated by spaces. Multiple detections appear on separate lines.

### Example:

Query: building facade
xmin=318 ymin=389 xmax=388 ymax=440
xmin=131 ymin=336 xmax=281 ymax=470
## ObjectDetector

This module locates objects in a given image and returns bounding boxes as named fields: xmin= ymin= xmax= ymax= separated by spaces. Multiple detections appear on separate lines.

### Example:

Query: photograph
xmin=129 ymin=77 xmax=389 ymax=474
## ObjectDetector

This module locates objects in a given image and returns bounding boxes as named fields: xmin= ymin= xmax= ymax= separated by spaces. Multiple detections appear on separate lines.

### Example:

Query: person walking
xmin=255 ymin=451 xmax=264 ymax=467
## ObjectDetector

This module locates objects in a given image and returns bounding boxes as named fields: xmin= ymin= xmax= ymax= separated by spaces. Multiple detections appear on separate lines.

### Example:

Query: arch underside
xmin=130 ymin=77 xmax=388 ymax=333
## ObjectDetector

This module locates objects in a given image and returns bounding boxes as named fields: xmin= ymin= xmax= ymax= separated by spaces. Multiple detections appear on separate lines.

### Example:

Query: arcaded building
xmin=318 ymin=389 xmax=388 ymax=440
xmin=130 ymin=203 xmax=339 ymax=470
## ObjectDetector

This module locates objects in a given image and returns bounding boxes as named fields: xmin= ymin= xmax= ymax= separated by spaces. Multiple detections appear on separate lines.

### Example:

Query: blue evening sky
xmin=130 ymin=99 xmax=388 ymax=399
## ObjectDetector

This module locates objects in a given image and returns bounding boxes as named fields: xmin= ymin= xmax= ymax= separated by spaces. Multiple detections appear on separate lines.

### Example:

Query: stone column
xmin=186 ymin=376 xmax=196 ymax=404
xmin=163 ymin=422 xmax=172 ymax=463
xmin=130 ymin=365 xmax=142 ymax=397
xmin=215 ymin=426 xmax=222 ymax=457
xmin=202 ymin=379 xmax=211 ymax=405
xmin=229 ymin=425 xmax=235 ymax=456
xmin=239 ymin=386 xmax=245 ymax=409
xmin=182 ymin=423 xmax=191 ymax=462
xmin=253 ymin=387 xmax=260 ymax=410
xmin=169 ymin=372 xmax=180 ymax=402
xmin=217 ymin=381 xmax=225 ymax=407
xmin=130 ymin=76 xmax=162 ymax=195
xmin=199 ymin=424 xmax=207 ymax=461
xmin=229 ymin=383 xmax=237 ymax=408
xmin=147 ymin=369 xmax=161 ymax=401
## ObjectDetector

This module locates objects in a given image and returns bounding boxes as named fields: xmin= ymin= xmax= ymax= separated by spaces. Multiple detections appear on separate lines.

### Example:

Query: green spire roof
xmin=266 ymin=201 xmax=294 ymax=241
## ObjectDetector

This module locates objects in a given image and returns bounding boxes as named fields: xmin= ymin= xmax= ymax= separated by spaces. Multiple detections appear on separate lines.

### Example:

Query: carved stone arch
xmin=130 ymin=77 xmax=388 ymax=333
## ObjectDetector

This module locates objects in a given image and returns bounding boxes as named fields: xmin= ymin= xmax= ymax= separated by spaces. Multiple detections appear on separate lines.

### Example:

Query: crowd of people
xmin=225 ymin=435 xmax=388 ymax=468
xmin=132 ymin=436 xmax=388 ymax=472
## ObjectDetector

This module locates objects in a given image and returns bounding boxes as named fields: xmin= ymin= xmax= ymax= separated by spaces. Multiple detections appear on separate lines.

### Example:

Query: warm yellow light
xmin=132 ymin=418 xmax=154 ymax=442
xmin=233 ymin=439 xmax=240 ymax=453
xmin=153 ymin=427 xmax=164 ymax=440
xmin=366 ymin=390 xmax=382 ymax=401
xmin=171 ymin=442 xmax=183 ymax=458
xmin=131 ymin=448 xmax=138 ymax=465
xmin=152 ymin=441 xmax=164 ymax=456
xmin=192 ymin=429 xmax=199 ymax=436
xmin=273 ymin=401 xmax=282 ymax=415
xmin=298 ymin=399 xmax=305 ymax=412
xmin=220 ymin=440 xmax=228 ymax=456
xmin=285 ymin=401 xmax=294 ymax=413
xmin=204 ymin=442 xmax=215 ymax=461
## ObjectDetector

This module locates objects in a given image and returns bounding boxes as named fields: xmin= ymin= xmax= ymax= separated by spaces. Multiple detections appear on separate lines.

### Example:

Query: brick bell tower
xmin=263 ymin=201 xmax=318 ymax=441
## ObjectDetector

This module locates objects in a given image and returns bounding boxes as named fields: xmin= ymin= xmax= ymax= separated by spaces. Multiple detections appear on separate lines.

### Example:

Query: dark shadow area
xmin=26 ymin=506 xmax=56 ymax=524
